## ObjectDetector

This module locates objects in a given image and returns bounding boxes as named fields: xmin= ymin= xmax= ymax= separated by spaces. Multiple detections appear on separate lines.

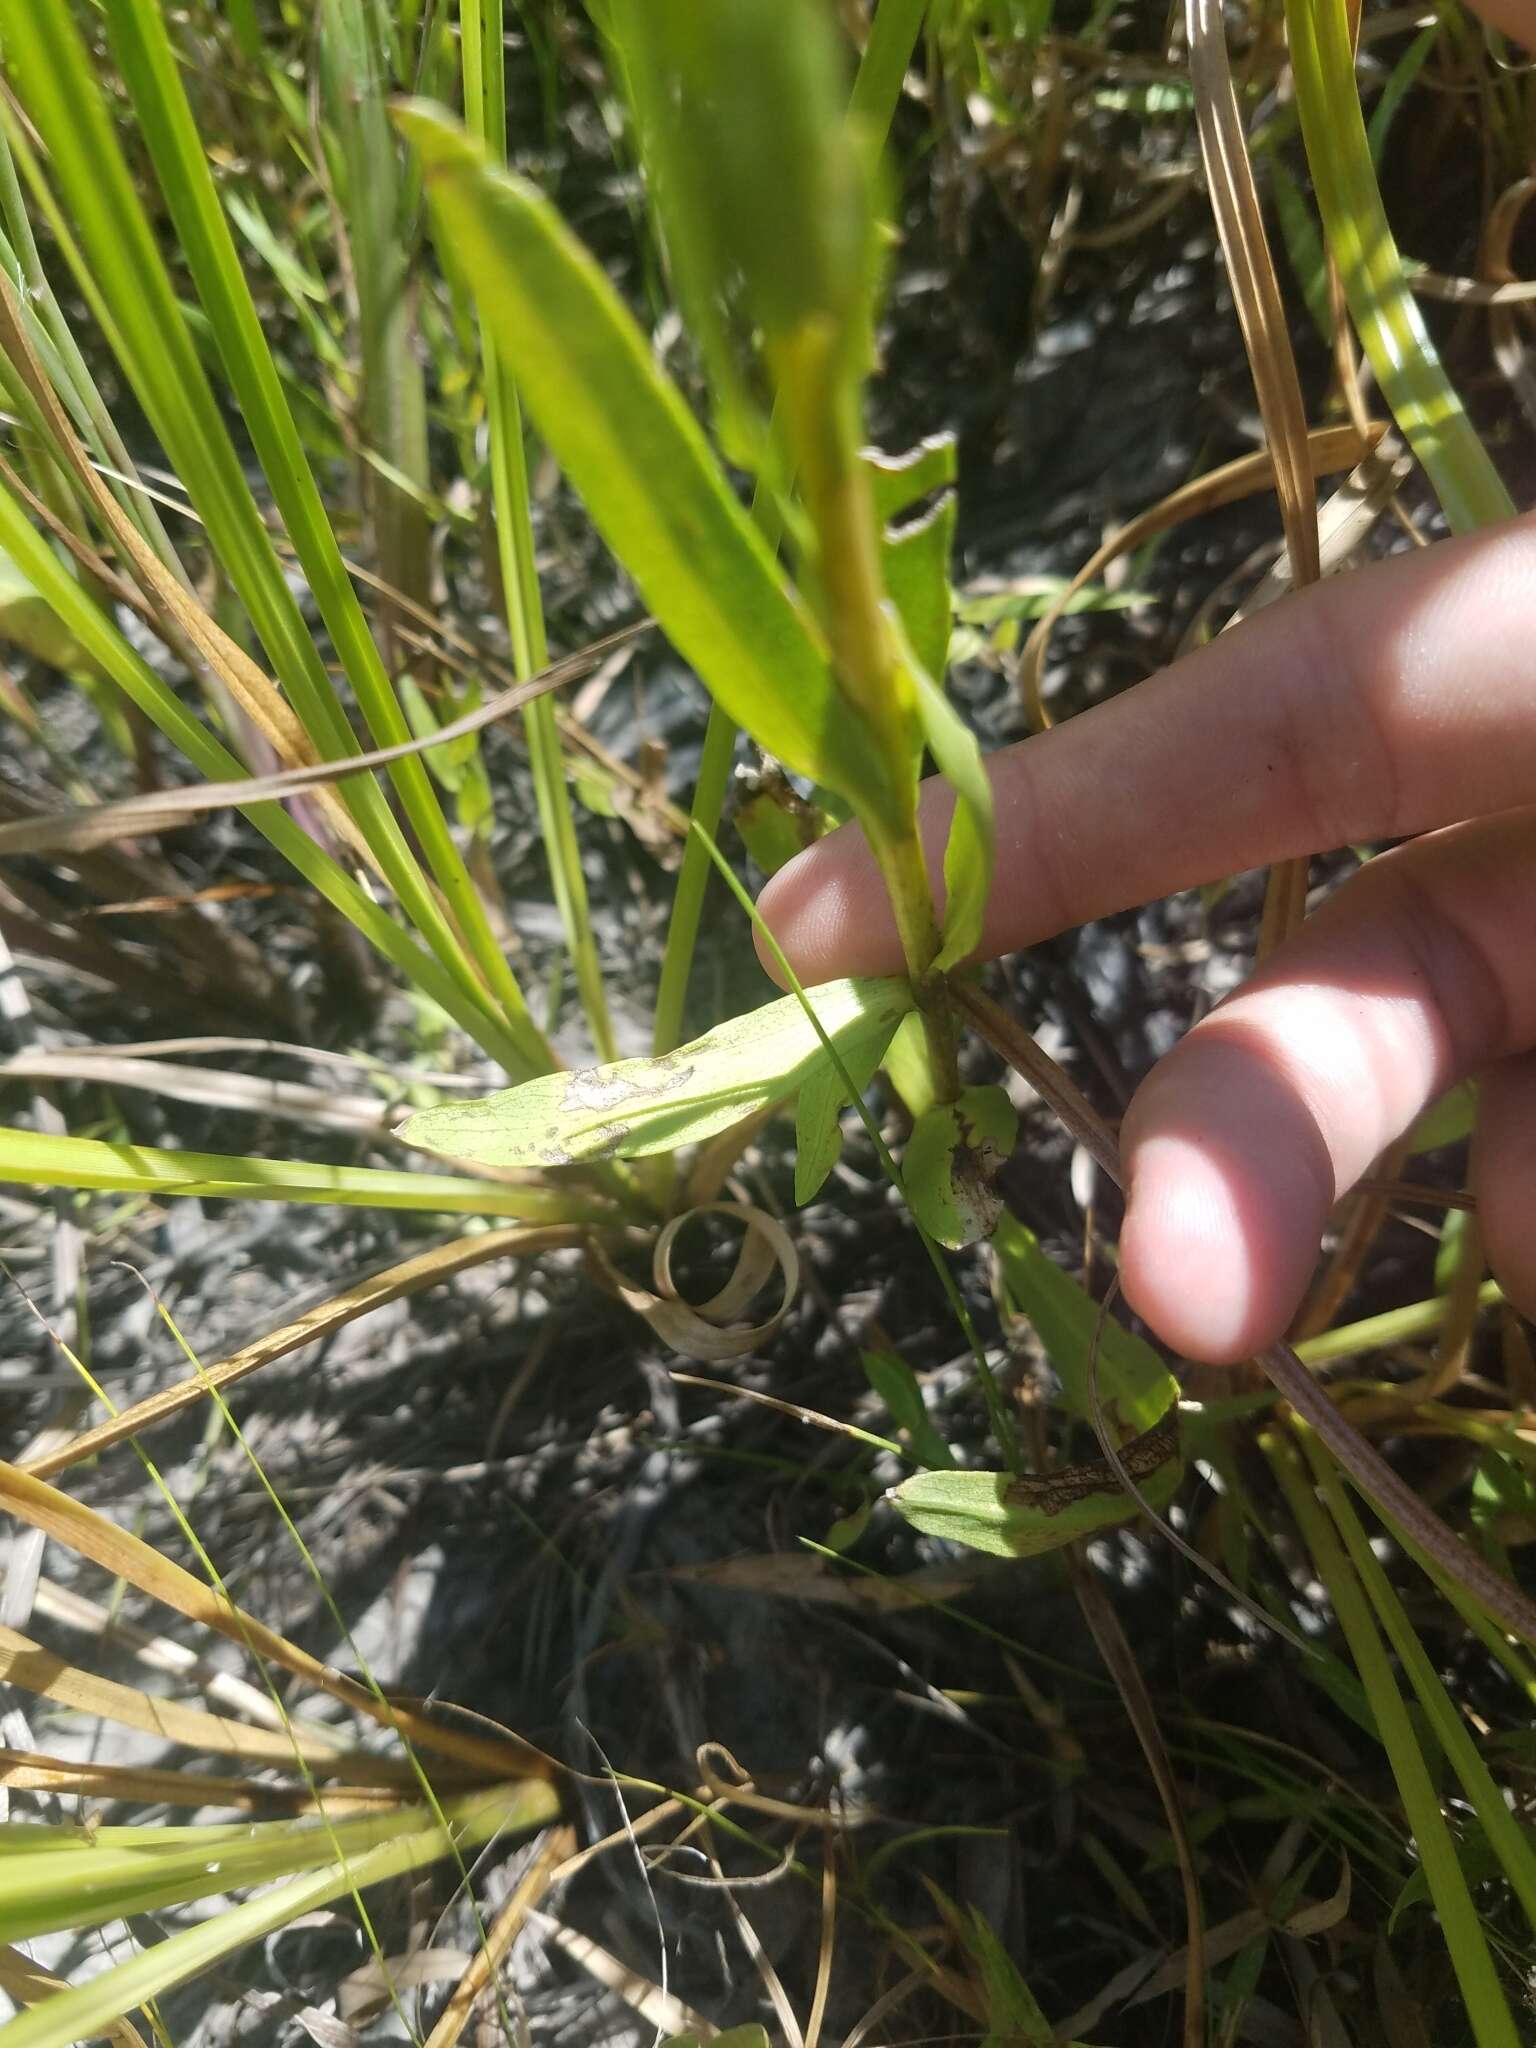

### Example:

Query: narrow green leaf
xmin=861 ymin=1348 xmax=956 ymax=1469
xmin=395 ymin=105 xmax=901 ymax=830
xmin=1286 ymin=0 xmax=1514 ymax=531
xmin=1408 ymin=1080 xmax=1477 ymax=1154
xmin=912 ymin=657 xmax=994 ymax=971
xmin=793 ymin=1008 xmax=896 ymax=1204
xmin=0 ymin=1126 xmax=604 ymax=1222
xmin=993 ymin=1215 xmax=1178 ymax=1433
xmin=404 ymin=977 xmax=915 ymax=1168
xmin=903 ymin=1083 xmax=1017 ymax=1249
xmin=0 ymin=1786 xmax=554 ymax=2048
xmin=866 ymin=435 xmax=958 ymax=684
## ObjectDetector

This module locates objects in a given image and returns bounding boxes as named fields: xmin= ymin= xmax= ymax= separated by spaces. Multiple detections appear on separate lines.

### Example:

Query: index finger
xmin=757 ymin=516 xmax=1536 ymax=983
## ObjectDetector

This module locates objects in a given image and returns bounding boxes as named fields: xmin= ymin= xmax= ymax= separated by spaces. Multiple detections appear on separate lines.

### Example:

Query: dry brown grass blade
xmin=0 ymin=1620 xmax=392 ymax=1773
xmin=0 ymin=1050 xmax=396 ymax=1137
xmin=1013 ymin=422 xmax=1376 ymax=727
xmin=0 ymin=1463 xmax=553 ymax=1779
xmin=1186 ymin=0 xmax=1321 ymax=956
xmin=0 ymin=267 xmax=374 ymax=871
xmin=0 ymin=1745 xmax=402 ymax=1814
xmin=0 ymin=632 xmax=631 ymax=857
xmin=422 ymin=1826 xmax=576 ymax=2048
xmin=24 ymin=1223 xmax=581 ymax=1481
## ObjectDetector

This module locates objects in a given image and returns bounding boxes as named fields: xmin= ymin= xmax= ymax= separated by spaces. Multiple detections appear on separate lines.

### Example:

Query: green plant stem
xmin=1266 ymin=1427 xmax=1521 ymax=2048
xmin=649 ymin=0 xmax=933 ymax=1057
xmin=692 ymin=821 xmax=1017 ymax=1469
xmin=1302 ymin=1431 xmax=1536 ymax=1938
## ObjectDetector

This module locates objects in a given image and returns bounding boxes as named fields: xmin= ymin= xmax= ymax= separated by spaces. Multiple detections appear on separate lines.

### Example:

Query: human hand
xmin=757 ymin=516 xmax=1536 ymax=1363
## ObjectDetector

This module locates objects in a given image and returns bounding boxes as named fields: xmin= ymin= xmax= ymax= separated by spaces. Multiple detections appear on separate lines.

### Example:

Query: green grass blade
xmin=0 ymin=1785 xmax=555 ymax=2048
xmin=1285 ymin=0 xmax=1514 ymax=530
xmin=1268 ymin=1427 xmax=1522 ymax=2047
xmin=6 ymin=0 xmax=543 ymax=1070
xmin=461 ymin=0 xmax=617 ymax=1062
xmin=0 ymin=480 xmax=536 ymax=1073
xmin=1306 ymin=1440 xmax=1536 ymax=1936
xmin=0 ymin=1125 xmax=608 ymax=1222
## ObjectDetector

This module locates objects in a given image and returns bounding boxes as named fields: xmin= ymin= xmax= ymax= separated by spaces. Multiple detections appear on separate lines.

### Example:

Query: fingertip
xmin=752 ymin=829 xmax=906 ymax=986
xmin=1118 ymin=1040 xmax=1334 ymax=1365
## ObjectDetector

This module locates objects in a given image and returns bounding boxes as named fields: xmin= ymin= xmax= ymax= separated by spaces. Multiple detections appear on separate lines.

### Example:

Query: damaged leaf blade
xmin=891 ymin=1408 xmax=1183 ymax=1560
xmin=903 ymin=1083 xmax=1017 ymax=1249
xmin=403 ymin=977 xmax=913 ymax=1168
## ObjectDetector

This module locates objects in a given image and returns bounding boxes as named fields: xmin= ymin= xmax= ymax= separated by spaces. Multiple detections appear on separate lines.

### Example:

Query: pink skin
xmin=757 ymin=512 xmax=1536 ymax=1364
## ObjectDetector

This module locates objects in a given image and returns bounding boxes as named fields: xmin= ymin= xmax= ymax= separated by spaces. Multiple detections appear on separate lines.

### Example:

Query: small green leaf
xmin=993 ymin=1215 xmax=1177 ymax=1434
xmin=865 ymin=435 xmax=958 ymax=683
xmin=861 ymin=1348 xmax=956 ymax=1468
xmin=1407 ymin=1079 xmax=1476 ymax=1154
xmin=911 ymin=657 xmax=995 ymax=971
xmin=892 ymin=1408 xmax=1181 ymax=1559
xmin=823 ymin=1496 xmax=874 ymax=1553
xmin=405 ymin=977 xmax=914 ymax=1169
xmin=734 ymin=769 xmax=828 ymax=876
xmin=903 ymin=1084 xmax=1017 ymax=1250
xmin=794 ymin=1004 xmax=895 ymax=1204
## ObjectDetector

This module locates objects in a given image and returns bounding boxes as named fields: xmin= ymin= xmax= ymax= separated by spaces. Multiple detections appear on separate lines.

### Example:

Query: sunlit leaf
xmin=405 ymin=978 xmax=913 ymax=1169
xmin=396 ymin=106 xmax=907 ymax=836
xmin=994 ymin=1215 xmax=1178 ymax=1434
xmin=903 ymin=1084 xmax=1017 ymax=1249
xmin=861 ymin=1349 xmax=956 ymax=1469
xmin=891 ymin=1408 xmax=1181 ymax=1559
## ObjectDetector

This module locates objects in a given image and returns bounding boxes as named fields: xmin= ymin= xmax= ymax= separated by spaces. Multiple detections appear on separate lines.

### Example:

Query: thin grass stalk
xmin=1302 ymin=1432 xmax=1536 ymax=1936
xmin=0 ymin=478 xmax=534 ymax=1069
xmin=1266 ymin=1427 xmax=1521 ymax=2048
xmin=649 ymin=0 xmax=932 ymax=1056
xmin=9 ymin=0 xmax=547 ymax=1072
xmin=1285 ymin=0 xmax=1515 ymax=530
xmin=461 ymin=0 xmax=617 ymax=1061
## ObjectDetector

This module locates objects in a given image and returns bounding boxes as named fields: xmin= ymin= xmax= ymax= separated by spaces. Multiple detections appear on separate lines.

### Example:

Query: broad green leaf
xmin=861 ymin=1348 xmax=956 ymax=1469
xmin=993 ymin=1215 xmax=1178 ymax=1434
xmin=912 ymin=656 xmax=995 ymax=971
xmin=793 ymin=1006 xmax=897 ymax=1204
xmin=891 ymin=1409 xmax=1181 ymax=1559
xmin=865 ymin=435 xmax=958 ymax=684
xmin=0 ymin=1125 xmax=603 ymax=1223
xmin=396 ymin=106 xmax=906 ymax=837
xmin=880 ymin=1009 xmax=939 ymax=1122
xmin=903 ymin=1084 xmax=1017 ymax=1250
xmin=404 ymin=977 xmax=914 ymax=1169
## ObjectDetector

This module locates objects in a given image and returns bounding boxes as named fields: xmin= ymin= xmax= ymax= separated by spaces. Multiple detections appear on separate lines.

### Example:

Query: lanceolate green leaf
xmin=793 ymin=1007 xmax=894 ymax=1204
xmin=913 ymin=656 xmax=994 ymax=972
xmin=994 ymin=1215 xmax=1178 ymax=1433
xmin=0 ymin=1127 xmax=607 ymax=1223
xmin=404 ymin=977 xmax=914 ymax=1168
xmin=395 ymin=106 xmax=904 ymax=833
xmin=5 ymin=0 xmax=543 ymax=1070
